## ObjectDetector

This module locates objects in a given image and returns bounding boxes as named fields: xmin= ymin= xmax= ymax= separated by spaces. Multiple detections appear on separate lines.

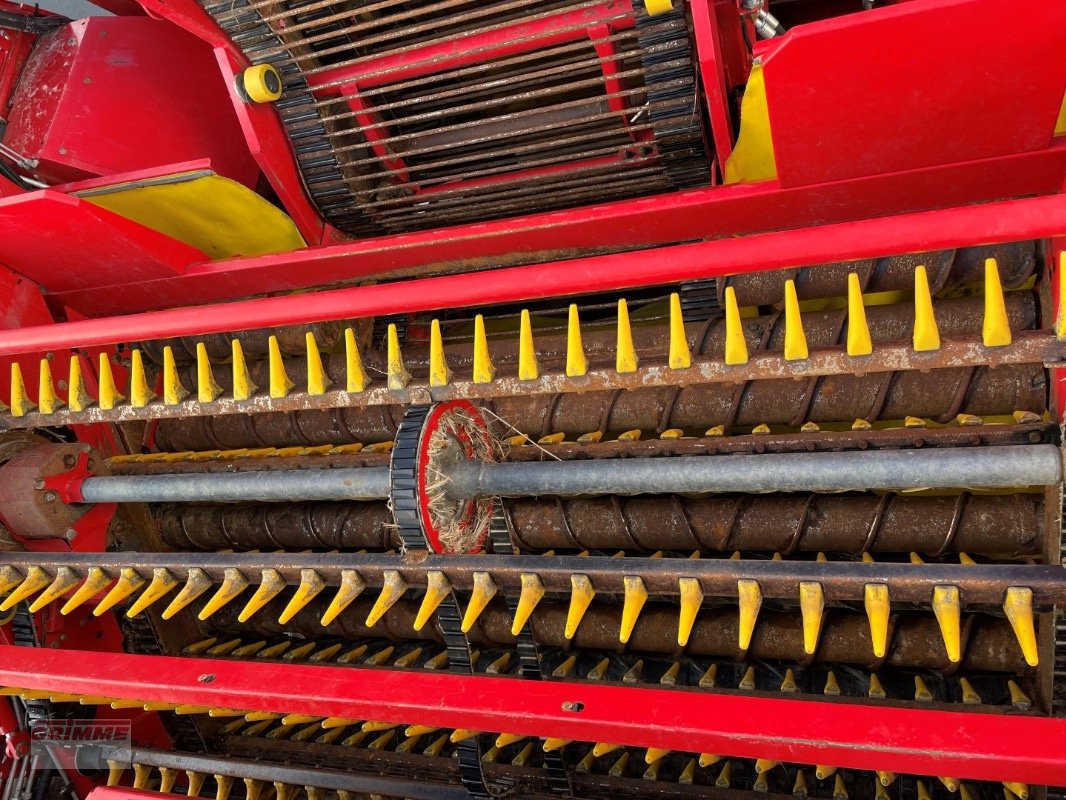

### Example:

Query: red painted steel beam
xmin=2 ymin=645 xmax=1066 ymax=784
xmin=4 ymin=191 xmax=1066 ymax=358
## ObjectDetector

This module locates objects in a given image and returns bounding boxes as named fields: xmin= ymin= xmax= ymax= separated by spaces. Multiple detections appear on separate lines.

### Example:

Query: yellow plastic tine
xmin=305 ymin=332 xmax=333 ymax=395
xmin=344 ymin=327 xmax=369 ymax=392
xmin=195 ymin=343 xmax=223 ymax=403
xmin=932 ymin=584 xmax=961 ymax=663
xmin=197 ymin=568 xmax=249 ymax=620
xmin=737 ymin=579 xmax=762 ymax=650
xmin=959 ymin=676 xmax=982 ymax=705
xmin=67 ymin=355 xmax=93 ymax=412
xmin=677 ymin=577 xmax=703 ymax=647
xmin=565 ymin=574 xmax=595 ymax=639
xmin=462 ymin=571 xmax=497 ymax=632
xmin=126 ymin=568 xmax=179 ymax=617
xmin=619 ymin=575 xmax=648 ymax=644
xmin=29 ymin=566 xmax=80 ymax=613
xmin=386 ymin=324 xmax=410 ymax=389
xmin=1003 ymin=586 xmax=1038 ymax=667
xmin=238 ymin=569 xmax=286 ymax=623
xmin=428 ymin=319 xmax=452 ymax=387
xmin=279 ymin=569 xmax=326 ymax=624
xmin=913 ymin=265 xmax=941 ymax=351
xmin=755 ymin=759 xmax=779 ymax=774
xmin=186 ymin=770 xmax=206 ymax=796
xmin=268 ymin=335 xmax=294 ymax=398
xmin=496 ymin=732 xmax=525 ymax=748
xmin=161 ymin=347 xmax=190 ymax=406
xmin=243 ymin=779 xmax=264 ymax=800
xmin=518 ymin=309 xmax=540 ymax=380
xmin=846 ymin=273 xmax=873 ymax=356
xmin=645 ymin=747 xmax=670 ymax=765
xmin=1007 ymin=680 xmax=1031 ymax=710
xmin=162 ymin=567 xmax=213 ymax=620
xmin=939 ymin=777 xmax=959 ymax=793
xmin=783 ymin=280 xmax=808 ymax=360
xmin=715 ymin=761 xmax=733 ymax=789
xmin=9 ymin=362 xmax=34 ymax=417
xmin=37 ymin=359 xmax=63 ymax=415
xmin=543 ymin=737 xmax=570 ymax=753
xmin=799 ymin=581 xmax=824 ymax=655
xmin=864 ymin=583 xmax=890 ymax=658
xmin=0 ymin=566 xmax=51 ymax=611
xmin=414 ymin=571 xmax=450 ymax=631
xmin=1057 ymin=252 xmax=1066 ymax=339
xmin=60 ymin=567 xmax=112 ymax=615
xmin=93 ymin=567 xmax=145 ymax=616
xmin=566 ymin=304 xmax=588 ymax=377
xmin=667 ymin=293 xmax=691 ymax=369
xmin=321 ymin=569 xmax=366 ymax=626
xmin=97 ymin=352 xmax=124 ymax=410
xmin=472 ymin=314 xmax=495 ymax=383
xmin=511 ymin=573 xmax=545 ymax=635
xmin=983 ymin=258 xmax=1011 ymax=347
xmin=366 ymin=569 xmax=407 ymax=627
xmin=615 ymin=299 xmax=638 ymax=373
xmin=1004 ymin=783 xmax=1030 ymax=800
xmin=231 ymin=340 xmax=257 ymax=401
xmin=214 ymin=774 xmax=233 ymax=800
xmin=129 ymin=349 xmax=155 ymax=408
xmin=722 ymin=286 xmax=749 ymax=365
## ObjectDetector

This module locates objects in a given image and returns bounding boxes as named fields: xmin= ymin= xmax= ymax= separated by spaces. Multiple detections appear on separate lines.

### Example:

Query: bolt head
xmin=43 ymin=491 xmax=57 ymax=503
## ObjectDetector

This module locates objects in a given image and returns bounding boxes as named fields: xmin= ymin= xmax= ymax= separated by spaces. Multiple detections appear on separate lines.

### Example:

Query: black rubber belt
xmin=392 ymin=405 xmax=493 ymax=800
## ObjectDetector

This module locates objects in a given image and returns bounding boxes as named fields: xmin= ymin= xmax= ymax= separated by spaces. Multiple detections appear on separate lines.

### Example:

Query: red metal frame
xmin=1 ymin=191 xmax=1062 ymax=358
xmin=2 ymin=645 xmax=1066 ymax=785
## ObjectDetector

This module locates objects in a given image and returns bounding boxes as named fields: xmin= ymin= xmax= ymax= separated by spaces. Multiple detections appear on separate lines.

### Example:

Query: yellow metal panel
xmin=723 ymin=62 xmax=778 ymax=185
xmin=78 ymin=172 xmax=305 ymax=260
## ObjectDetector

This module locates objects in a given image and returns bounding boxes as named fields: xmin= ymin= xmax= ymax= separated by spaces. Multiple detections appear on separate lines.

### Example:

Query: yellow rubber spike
xmin=321 ymin=569 xmax=366 ymax=626
xmin=278 ymin=569 xmax=325 ymax=624
xmin=243 ymin=780 xmax=264 ymax=800
xmin=914 ymin=675 xmax=933 ymax=702
xmin=983 ymin=258 xmax=1011 ymax=347
xmin=414 ymin=570 xmax=450 ymax=631
xmin=699 ymin=753 xmax=722 ymax=768
xmin=846 ymin=273 xmax=873 ymax=356
xmin=366 ymin=569 xmax=407 ymax=627
xmin=268 ymin=336 xmax=294 ymax=398
xmin=615 ymin=299 xmax=638 ymax=373
xmin=679 ymin=759 xmax=696 ymax=785
xmin=231 ymin=340 xmax=257 ymax=401
xmin=877 ymin=771 xmax=897 ymax=787
xmin=659 ymin=661 xmax=680 ymax=685
xmin=677 ymin=577 xmax=703 ymax=646
xmin=816 ymin=766 xmax=837 ymax=780
xmin=939 ymin=777 xmax=959 ymax=793
xmin=834 ymin=774 xmax=849 ymax=800
xmin=799 ymin=581 xmax=824 ymax=655
xmin=721 ymin=285 xmax=749 ymax=365
xmin=185 ymin=770 xmax=206 ymax=797
xmin=472 ymin=314 xmax=495 ymax=384
xmin=755 ymin=759 xmax=779 ymax=774
xmin=386 ymin=324 xmax=410 ymax=389
xmin=518 ymin=309 xmax=539 ymax=380
xmin=67 ymin=355 xmax=93 ymax=412
xmin=37 ymin=359 xmax=62 ymax=415
xmin=668 ymin=293 xmax=691 ymax=369
xmin=0 ymin=566 xmax=51 ymax=611
xmin=126 ymin=568 xmax=179 ymax=617
xmin=780 ymin=668 xmax=798 ymax=693
xmin=619 ymin=575 xmax=648 ymax=643
xmin=198 ymin=568 xmax=249 ymax=620
xmin=162 ymin=568 xmax=213 ymax=620
xmin=214 ymin=774 xmax=233 ymax=800
xmin=1003 ymin=586 xmax=1038 ymax=667
xmin=129 ymin=349 xmax=155 ymax=408
xmin=566 ymin=304 xmax=588 ymax=377
xmin=739 ymin=665 xmax=756 ymax=690
xmin=645 ymin=748 xmax=670 ymax=765
xmin=97 ymin=353 xmax=124 ymax=410
xmin=565 ymin=574 xmax=595 ymax=639
xmin=196 ymin=343 xmax=223 ymax=403
xmin=737 ymin=579 xmax=762 ymax=650
xmin=29 ymin=567 xmax=80 ymax=613
xmin=93 ymin=567 xmax=145 ymax=616
xmin=159 ymin=768 xmax=178 ymax=793
xmin=1004 ymin=784 xmax=1029 ymax=800
xmin=1007 ymin=680 xmax=1031 ymax=710
xmin=462 ymin=571 xmax=497 ymax=632
xmin=305 ymin=332 xmax=332 ymax=395
xmin=783 ymin=280 xmax=808 ymax=360
xmin=428 ymin=319 xmax=452 ymax=387
xmin=451 ymin=729 xmax=479 ymax=744
xmin=715 ymin=761 xmax=733 ymax=789
xmin=238 ymin=569 xmax=286 ymax=623
xmin=161 ymin=347 xmax=189 ymax=406
xmin=959 ymin=784 xmax=977 ymax=800
xmin=495 ymin=732 xmax=525 ymax=749
xmin=959 ymin=677 xmax=982 ymax=705
xmin=593 ymin=742 xmax=622 ymax=758
xmin=343 ymin=327 xmax=369 ymax=392
xmin=913 ymin=265 xmax=941 ymax=351
xmin=1057 ymin=252 xmax=1066 ymax=339
xmin=932 ymin=584 xmax=961 ymax=663
xmin=60 ymin=567 xmax=112 ymax=615
xmin=9 ymin=363 xmax=34 ymax=417
xmin=105 ymin=760 xmax=125 ymax=787
xmin=793 ymin=770 xmax=808 ymax=799
xmin=511 ymin=573 xmax=545 ymax=634
xmin=864 ymin=583 xmax=890 ymax=658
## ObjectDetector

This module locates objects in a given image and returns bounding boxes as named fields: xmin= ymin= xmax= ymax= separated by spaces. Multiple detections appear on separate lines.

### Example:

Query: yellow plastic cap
xmin=242 ymin=64 xmax=283 ymax=103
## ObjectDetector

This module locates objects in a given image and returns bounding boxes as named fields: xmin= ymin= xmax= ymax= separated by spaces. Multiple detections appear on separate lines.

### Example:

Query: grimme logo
xmin=29 ymin=719 xmax=131 ymax=771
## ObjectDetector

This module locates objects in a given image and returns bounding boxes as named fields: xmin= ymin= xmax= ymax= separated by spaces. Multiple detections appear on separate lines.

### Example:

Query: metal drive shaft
xmin=78 ymin=445 xmax=1062 ymax=504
